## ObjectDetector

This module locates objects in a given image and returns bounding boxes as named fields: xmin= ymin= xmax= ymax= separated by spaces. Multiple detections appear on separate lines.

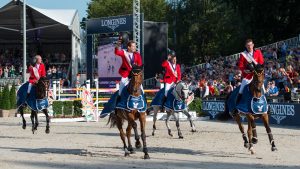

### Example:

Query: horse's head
xmin=128 ymin=64 xmax=143 ymax=96
xmin=36 ymin=77 xmax=50 ymax=99
xmin=173 ymin=81 xmax=190 ymax=102
xmin=252 ymin=64 xmax=265 ymax=92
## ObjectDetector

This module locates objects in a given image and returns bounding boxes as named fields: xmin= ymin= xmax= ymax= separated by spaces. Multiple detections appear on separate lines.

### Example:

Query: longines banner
xmin=87 ymin=14 xmax=133 ymax=34
xmin=201 ymin=100 xmax=300 ymax=126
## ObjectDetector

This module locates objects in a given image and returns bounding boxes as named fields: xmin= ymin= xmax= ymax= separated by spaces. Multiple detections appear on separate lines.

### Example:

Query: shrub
xmin=10 ymin=85 xmax=17 ymax=109
xmin=2 ymin=85 xmax=11 ymax=110
xmin=188 ymin=98 xmax=205 ymax=116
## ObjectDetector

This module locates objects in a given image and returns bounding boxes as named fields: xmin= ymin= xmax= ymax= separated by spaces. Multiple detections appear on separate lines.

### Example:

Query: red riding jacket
xmin=115 ymin=48 xmax=143 ymax=78
xmin=162 ymin=60 xmax=181 ymax=84
xmin=238 ymin=49 xmax=264 ymax=80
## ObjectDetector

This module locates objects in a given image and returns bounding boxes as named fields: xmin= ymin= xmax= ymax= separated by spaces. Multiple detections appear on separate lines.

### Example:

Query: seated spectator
xmin=266 ymin=80 xmax=279 ymax=97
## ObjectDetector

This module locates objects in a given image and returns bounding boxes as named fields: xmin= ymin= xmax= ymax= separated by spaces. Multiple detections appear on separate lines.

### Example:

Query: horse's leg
xmin=116 ymin=115 xmax=129 ymax=157
xmin=34 ymin=110 xmax=39 ymax=130
xmin=182 ymin=109 xmax=196 ymax=132
xmin=174 ymin=112 xmax=183 ymax=139
xmin=139 ymin=112 xmax=150 ymax=159
xmin=261 ymin=113 xmax=277 ymax=151
xmin=132 ymin=120 xmax=141 ymax=149
xmin=126 ymin=122 xmax=135 ymax=154
xmin=30 ymin=111 xmax=35 ymax=134
xmin=43 ymin=109 xmax=50 ymax=134
xmin=251 ymin=118 xmax=258 ymax=144
xmin=19 ymin=107 xmax=26 ymax=129
xmin=152 ymin=106 xmax=158 ymax=136
xmin=165 ymin=110 xmax=173 ymax=137
xmin=247 ymin=114 xmax=255 ymax=154
xmin=233 ymin=112 xmax=249 ymax=148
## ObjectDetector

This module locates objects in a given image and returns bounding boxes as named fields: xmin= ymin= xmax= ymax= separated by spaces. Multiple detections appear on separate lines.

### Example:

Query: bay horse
xmin=107 ymin=65 xmax=150 ymax=159
xmin=17 ymin=77 xmax=51 ymax=134
xmin=218 ymin=64 xmax=277 ymax=154
xmin=150 ymin=81 xmax=196 ymax=138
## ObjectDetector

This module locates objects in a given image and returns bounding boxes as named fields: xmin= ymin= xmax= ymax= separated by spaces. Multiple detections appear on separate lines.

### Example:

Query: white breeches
xmin=119 ymin=77 xmax=144 ymax=95
xmin=27 ymin=83 xmax=33 ymax=93
xmin=164 ymin=82 xmax=174 ymax=97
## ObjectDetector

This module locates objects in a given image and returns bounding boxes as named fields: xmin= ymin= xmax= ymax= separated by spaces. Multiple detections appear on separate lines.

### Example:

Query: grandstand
xmin=143 ymin=34 xmax=300 ymax=102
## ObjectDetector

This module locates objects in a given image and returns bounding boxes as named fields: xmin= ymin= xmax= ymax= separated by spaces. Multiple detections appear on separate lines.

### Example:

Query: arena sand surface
xmin=0 ymin=117 xmax=299 ymax=169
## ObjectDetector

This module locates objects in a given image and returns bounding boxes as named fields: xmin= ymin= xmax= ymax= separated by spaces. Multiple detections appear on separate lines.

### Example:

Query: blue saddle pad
xmin=227 ymin=85 xmax=267 ymax=114
xmin=116 ymin=87 xmax=146 ymax=112
xmin=17 ymin=82 xmax=49 ymax=111
xmin=100 ymin=91 xmax=119 ymax=118
xmin=164 ymin=88 xmax=187 ymax=111
xmin=150 ymin=88 xmax=164 ymax=106
xmin=251 ymin=95 xmax=268 ymax=114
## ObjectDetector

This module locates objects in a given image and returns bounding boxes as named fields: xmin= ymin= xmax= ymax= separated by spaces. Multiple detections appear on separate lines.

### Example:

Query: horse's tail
xmin=106 ymin=113 xmax=120 ymax=128
xmin=217 ymin=92 xmax=232 ymax=121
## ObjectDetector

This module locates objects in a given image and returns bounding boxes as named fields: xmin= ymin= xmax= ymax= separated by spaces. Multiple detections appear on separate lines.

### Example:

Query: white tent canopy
xmin=0 ymin=0 xmax=81 ymax=85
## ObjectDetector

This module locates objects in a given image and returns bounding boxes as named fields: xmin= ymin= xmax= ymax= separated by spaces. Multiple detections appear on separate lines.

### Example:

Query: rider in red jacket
xmin=161 ymin=51 xmax=181 ymax=108
xmin=27 ymin=55 xmax=46 ymax=98
xmin=236 ymin=39 xmax=264 ymax=104
xmin=115 ymin=40 xmax=143 ymax=96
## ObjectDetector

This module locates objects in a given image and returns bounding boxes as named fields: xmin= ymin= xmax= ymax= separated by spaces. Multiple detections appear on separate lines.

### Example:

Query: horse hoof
xmin=179 ymin=136 xmax=184 ymax=139
xmin=271 ymin=147 xmax=278 ymax=151
xmin=252 ymin=138 xmax=258 ymax=144
xmin=191 ymin=129 xmax=196 ymax=133
xmin=144 ymin=154 xmax=150 ymax=160
xmin=249 ymin=147 xmax=255 ymax=154
xmin=22 ymin=125 xmax=26 ymax=130
xmin=244 ymin=143 xmax=249 ymax=148
xmin=135 ymin=142 xmax=142 ymax=149
xmin=45 ymin=129 xmax=50 ymax=134
xmin=152 ymin=132 xmax=155 ymax=136
xmin=124 ymin=152 xmax=130 ymax=157
xmin=169 ymin=133 xmax=173 ymax=137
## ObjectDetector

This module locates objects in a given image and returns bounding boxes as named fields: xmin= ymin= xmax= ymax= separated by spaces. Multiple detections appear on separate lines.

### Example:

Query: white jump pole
xmin=58 ymin=79 xmax=61 ymax=100
xmin=52 ymin=80 xmax=57 ymax=100
xmin=94 ymin=78 xmax=99 ymax=122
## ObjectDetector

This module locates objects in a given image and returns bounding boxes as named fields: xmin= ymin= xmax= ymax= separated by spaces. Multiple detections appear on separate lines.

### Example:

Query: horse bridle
xmin=38 ymin=79 xmax=50 ymax=97
xmin=175 ymin=81 xmax=189 ymax=101
xmin=252 ymin=69 xmax=264 ymax=92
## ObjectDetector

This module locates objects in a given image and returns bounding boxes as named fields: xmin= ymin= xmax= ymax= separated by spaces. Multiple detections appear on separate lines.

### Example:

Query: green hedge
xmin=9 ymin=85 xmax=17 ymax=109
xmin=2 ymin=85 xmax=11 ymax=110
xmin=53 ymin=100 xmax=82 ymax=117
xmin=188 ymin=98 xmax=206 ymax=116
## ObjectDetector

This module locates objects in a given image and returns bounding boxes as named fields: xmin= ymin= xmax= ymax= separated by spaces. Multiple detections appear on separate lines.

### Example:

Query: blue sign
xmin=201 ymin=100 xmax=300 ymax=127
xmin=87 ymin=14 xmax=133 ymax=34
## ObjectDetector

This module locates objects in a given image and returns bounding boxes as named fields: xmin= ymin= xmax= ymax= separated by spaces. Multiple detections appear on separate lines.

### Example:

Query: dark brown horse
xmin=107 ymin=65 xmax=150 ymax=159
xmin=219 ymin=64 xmax=277 ymax=154
xmin=19 ymin=77 xmax=51 ymax=134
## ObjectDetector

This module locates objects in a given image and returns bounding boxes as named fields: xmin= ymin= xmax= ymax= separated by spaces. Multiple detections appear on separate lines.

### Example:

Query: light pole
xmin=23 ymin=0 xmax=27 ymax=83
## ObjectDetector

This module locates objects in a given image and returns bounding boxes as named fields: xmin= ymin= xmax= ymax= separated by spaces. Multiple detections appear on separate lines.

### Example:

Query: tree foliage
xmin=84 ymin=0 xmax=300 ymax=65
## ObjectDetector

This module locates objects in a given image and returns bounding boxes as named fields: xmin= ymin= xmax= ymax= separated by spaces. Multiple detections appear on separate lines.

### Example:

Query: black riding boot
xmin=161 ymin=96 xmax=167 ymax=112
xmin=236 ymin=93 xmax=243 ymax=105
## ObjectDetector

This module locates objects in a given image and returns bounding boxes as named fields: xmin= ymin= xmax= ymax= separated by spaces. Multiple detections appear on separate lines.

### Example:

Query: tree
xmin=85 ymin=0 xmax=167 ymax=21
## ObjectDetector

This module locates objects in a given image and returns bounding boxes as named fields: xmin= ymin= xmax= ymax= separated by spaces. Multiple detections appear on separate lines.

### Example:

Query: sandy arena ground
xmin=0 ymin=116 xmax=299 ymax=169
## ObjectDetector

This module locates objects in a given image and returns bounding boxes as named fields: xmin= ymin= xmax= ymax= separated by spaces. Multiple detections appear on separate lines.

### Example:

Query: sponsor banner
xmin=201 ymin=100 xmax=300 ymax=126
xmin=87 ymin=15 xmax=133 ymax=34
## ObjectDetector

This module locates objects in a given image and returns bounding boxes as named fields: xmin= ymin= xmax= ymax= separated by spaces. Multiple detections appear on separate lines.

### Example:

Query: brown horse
xmin=107 ymin=65 xmax=150 ymax=159
xmin=219 ymin=64 xmax=277 ymax=154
